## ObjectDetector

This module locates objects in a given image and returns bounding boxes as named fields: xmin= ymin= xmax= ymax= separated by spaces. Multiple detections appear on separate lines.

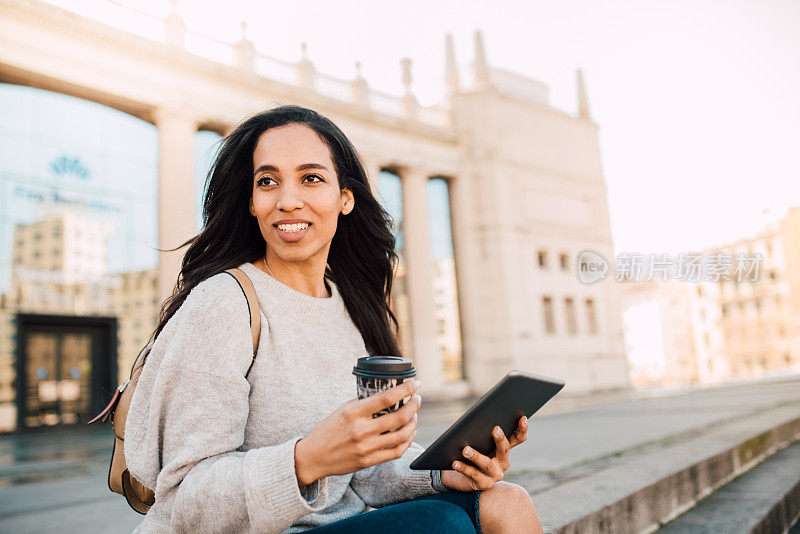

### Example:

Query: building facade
xmin=619 ymin=207 xmax=800 ymax=387
xmin=0 ymin=0 xmax=628 ymax=431
xmin=693 ymin=207 xmax=800 ymax=382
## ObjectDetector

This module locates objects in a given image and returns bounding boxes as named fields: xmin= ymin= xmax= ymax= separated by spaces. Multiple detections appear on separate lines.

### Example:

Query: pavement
xmin=1 ymin=374 xmax=799 ymax=533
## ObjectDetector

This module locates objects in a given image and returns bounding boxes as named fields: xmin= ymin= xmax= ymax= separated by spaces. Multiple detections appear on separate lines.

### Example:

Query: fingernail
xmin=413 ymin=380 xmax=421 ymax=389
xmin=494 ymin=427 xmax=501 ymax=436
xmin=453 ymin=462 xmax=461 ymax=469
xmin=464 ymin=447 xmax=472 ymax=457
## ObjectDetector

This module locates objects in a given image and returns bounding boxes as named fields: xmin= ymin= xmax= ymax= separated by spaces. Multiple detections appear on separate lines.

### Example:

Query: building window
xmin=537 ymin=250 xmax=548 ymax=269
xmin=585 ymin=298 xmax=598 ymax=334
xmin=559 ymin=253 xmax=569 ymax=271
xmin=542 ymin=296 xmax=555 ymax=334
xmin=564 ymin=297 xmax=577 ymax=334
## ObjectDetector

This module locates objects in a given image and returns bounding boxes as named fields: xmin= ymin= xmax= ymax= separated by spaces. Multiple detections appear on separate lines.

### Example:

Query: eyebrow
xmin=254 ymin=163 xmax=329 ymax=176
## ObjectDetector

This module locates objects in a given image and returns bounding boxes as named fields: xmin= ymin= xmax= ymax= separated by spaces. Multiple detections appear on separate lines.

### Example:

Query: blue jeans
xmin=304 ymin=490 xmax=483 ymax=533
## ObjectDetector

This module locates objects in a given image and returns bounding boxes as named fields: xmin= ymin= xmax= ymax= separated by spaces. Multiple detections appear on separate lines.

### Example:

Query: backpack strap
xmin=223 ymin=268 xmax=261 ymax=378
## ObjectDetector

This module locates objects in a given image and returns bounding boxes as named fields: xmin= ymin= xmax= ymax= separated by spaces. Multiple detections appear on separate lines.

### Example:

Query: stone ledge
xmin=533 ymin=404 xmax=800 ymax=533
xmin=658 ymin=439 xmax=800 ymax=534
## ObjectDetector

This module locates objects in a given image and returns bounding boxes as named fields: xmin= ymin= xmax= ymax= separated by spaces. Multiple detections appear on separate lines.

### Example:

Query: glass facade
xmin=0 ymin=84 xmax=219 ymax=430
xmin=193 ymin=130 xmax=222 ymax=232
xmin=427 ymin=178 xmax=463 ymax=382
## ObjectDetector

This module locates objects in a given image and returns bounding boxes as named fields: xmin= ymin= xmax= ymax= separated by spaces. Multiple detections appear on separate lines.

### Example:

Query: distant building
xmin=620 ymin=280 xmax=699 ymax=387
xmin=694 ymin=207 xmax=800 ymax=381
xmin=11 ymin=212 xmax=114 ymax=315
xmin=620 ymin=207 xmax=800 ymax=386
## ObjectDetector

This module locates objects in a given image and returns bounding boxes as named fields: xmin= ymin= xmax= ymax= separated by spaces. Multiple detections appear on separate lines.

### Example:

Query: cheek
xmin=250 ymin=195 xmax=270 ymax=218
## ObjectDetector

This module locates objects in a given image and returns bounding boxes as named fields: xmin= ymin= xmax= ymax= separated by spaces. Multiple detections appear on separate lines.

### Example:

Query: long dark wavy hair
xmin=150 ymin=105 xmax=402 ymax=358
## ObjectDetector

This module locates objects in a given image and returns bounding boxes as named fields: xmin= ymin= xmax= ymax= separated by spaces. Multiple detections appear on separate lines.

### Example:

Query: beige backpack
xmin=88 ymin=268 xmax=261 ymax=514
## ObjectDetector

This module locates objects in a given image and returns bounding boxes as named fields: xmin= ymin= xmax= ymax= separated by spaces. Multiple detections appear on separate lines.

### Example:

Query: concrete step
xmin=657 ymin=439 xmax=800 ymax=534
xmin=527 ymin=403 xmax=800 ymax=533
xmin=1 ymin=377 xmax=799 ymax=532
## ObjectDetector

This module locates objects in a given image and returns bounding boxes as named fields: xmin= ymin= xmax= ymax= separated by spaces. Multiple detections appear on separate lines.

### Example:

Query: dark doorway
xmin=16 ymin=315 xmax=116 ymax=429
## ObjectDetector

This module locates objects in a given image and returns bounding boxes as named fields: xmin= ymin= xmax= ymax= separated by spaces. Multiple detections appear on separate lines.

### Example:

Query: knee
xmin=480 ymin=481 xmax=540 ymax=527
xmin=505 ymin=481 xmax=536 ymax=510
xmin=486 ymin=480 xmax=535 ymax=508
xmin=416 ymin=501 xmax=475 ymax=533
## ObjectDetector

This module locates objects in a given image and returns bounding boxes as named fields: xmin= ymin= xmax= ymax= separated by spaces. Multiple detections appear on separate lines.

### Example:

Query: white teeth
xmin=277 ymin=223 xmax=309 ymax=232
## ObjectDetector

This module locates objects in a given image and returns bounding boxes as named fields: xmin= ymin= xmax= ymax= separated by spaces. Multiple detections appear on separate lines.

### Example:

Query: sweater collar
xmin=237 ymin=262 xmax=343 ymax=323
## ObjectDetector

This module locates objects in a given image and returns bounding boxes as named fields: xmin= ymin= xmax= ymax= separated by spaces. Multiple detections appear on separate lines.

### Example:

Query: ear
xmin=341 ymin=188 xmax=355 ymax=215
xmin=249 ymin=197 xmax=256 ymax=217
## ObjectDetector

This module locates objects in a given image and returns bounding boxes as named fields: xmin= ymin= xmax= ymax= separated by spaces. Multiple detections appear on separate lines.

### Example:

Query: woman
xmin=125 ymin=105 xmax=543 ymax=533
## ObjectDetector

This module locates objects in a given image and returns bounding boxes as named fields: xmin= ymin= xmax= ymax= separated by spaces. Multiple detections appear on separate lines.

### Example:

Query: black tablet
xmin=409 ymin=370 xmax=565 ymax=471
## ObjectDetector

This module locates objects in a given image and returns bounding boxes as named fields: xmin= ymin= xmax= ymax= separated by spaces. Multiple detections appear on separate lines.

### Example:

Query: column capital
xmin=152 ymin=106 xmax=201 ymax=130
xmin=399 ymin=166 xmax=436 ymax=182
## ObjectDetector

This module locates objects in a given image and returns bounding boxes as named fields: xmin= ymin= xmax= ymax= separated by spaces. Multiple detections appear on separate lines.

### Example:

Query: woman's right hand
xmin=294 ymin=380 xmax=422 ymax=486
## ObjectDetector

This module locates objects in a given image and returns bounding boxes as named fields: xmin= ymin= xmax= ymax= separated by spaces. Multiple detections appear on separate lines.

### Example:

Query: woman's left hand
xmin=440 ymin=415 xmax=528 ymax=492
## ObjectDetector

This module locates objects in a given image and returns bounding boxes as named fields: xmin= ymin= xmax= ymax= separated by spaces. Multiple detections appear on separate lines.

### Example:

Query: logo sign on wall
xmin=49 ymin=156 xmax=90 ymax=180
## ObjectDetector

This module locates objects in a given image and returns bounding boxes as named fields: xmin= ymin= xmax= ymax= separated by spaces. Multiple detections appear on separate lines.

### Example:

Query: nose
xmin=275 ymin=182 xmax=304 ymax=212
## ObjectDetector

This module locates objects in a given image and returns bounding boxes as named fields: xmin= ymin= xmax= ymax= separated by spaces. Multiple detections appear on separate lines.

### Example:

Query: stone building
xmin=0 ymin=0 xmax=628 ymax=430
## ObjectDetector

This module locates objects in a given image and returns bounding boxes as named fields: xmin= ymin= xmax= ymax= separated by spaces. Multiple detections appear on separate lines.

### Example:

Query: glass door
xmin=23 ymin=330 xmax=94 ymax=427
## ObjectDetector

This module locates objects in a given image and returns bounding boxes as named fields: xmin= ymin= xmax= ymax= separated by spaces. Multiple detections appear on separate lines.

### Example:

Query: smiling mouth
xmin=273 ymin=222 xmax=312 ymax=233
xmin=273 ymin=223 xmax=311 ymax=242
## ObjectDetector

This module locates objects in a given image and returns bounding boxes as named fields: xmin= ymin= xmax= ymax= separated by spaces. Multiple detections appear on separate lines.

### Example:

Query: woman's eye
xmin=257 ymin=175 xmax=322 ymax=187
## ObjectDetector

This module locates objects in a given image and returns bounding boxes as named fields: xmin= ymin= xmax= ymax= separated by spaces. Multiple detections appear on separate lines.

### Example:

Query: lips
xmin=274 ymin=223 xmax=311 ymax=243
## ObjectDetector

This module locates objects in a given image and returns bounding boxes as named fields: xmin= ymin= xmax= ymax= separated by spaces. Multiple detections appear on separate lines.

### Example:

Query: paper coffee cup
xmin=352 ymin=356 xmax=416 ymax=431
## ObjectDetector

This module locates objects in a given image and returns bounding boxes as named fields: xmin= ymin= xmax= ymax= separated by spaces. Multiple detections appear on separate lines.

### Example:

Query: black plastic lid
xmin=352 ymin=355 xmax=416 ymax=379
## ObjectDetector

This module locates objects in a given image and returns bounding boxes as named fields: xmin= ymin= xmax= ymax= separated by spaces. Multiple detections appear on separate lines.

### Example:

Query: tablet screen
xmin=409 ymin=370 xmax=564 ymax=471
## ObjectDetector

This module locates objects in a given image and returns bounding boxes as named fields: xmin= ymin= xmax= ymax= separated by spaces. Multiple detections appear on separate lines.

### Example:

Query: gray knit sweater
xmin=124 ymin=262 xmax=446 ymax=533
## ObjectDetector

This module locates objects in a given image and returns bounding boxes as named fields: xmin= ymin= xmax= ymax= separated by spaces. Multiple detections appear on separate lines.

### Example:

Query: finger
xmin=490 ymin=426 xmax=511 ymax=470
xmin=452 ymin=460 xmax=495 ymax=490
xmin=461 ymin=444 xmax=490 ymax=471
xmin=461 ymin=447 xmax=510 ymax=480
xmin=373 ymin=411 xmax=417 ymax=451
xmin=359 ymin=379 xmax=420 ymax=416
xmin=510 ymin=416 xmax=528 ymax=447
xmin=366 ymin=419 xmax=418 ymax=464
xmin=374 ymin=393 xmax=420 ymax=434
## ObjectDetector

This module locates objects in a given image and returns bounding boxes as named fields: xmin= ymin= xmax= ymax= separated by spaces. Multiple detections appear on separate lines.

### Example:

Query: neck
xmin=261 ymin=255 xmax=329 ymax=298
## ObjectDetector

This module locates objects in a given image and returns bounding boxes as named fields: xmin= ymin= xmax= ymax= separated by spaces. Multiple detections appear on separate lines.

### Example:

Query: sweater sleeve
xmin=348 ymin=441 xmax=443 ymax=508
xmin=124 ymin=274 xmax=329 ymax=534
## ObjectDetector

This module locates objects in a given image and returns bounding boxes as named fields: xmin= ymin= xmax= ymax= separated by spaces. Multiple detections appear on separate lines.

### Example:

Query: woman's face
xmin=249 ymin=123 xmax=354 ymax=268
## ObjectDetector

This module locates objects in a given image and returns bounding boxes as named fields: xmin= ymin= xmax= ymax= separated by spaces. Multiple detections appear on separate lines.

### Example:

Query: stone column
xmin=154 ymin=107 xmax=199 ymax=305
xmin=448 ymin=172 xmax=478 ymax=387
xmin=364 ymin=161 xmax=383 ymax=199
xmin=401 ymin=168 xmax=443 ymax=392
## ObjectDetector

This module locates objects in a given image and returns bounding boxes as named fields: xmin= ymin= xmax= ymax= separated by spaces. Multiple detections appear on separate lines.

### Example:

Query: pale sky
xmin=50 ymin=0 xmax=800 ymax=255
